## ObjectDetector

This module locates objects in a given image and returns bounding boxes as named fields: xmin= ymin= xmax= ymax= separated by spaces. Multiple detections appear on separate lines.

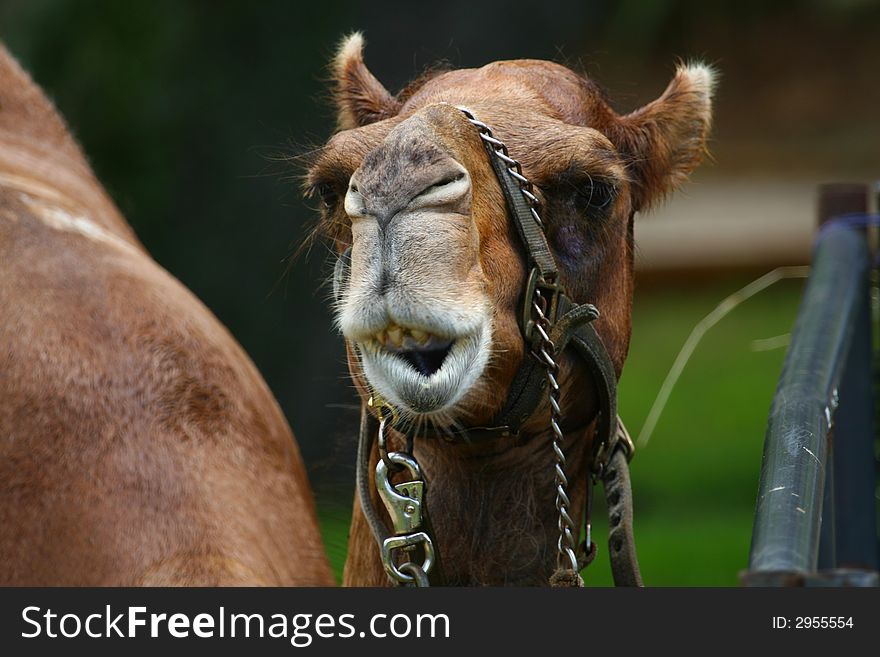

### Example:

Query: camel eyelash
xmin=307 ymin=182 xmax=340 ymax=210
xmin=578 ymin=179 xmax=617 ymax=210
xmin=549 ymin=171 xmax=618 ymax=216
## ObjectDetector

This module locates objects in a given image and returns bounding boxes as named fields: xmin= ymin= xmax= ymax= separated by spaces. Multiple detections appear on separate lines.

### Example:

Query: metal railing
xmin=742 ymin=184 xmax=879 ymax=586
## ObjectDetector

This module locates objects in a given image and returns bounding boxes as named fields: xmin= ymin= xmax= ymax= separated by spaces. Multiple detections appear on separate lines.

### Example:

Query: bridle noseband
xmin=336 ymin=106 xmax=642 ymax=587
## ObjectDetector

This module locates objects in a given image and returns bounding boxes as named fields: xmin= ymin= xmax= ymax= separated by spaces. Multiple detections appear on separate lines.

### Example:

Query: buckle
xmin=615 ymin=420 xmax=636 ymax=462
xmin=592 ymin=416 xmax=635 ymax=474
xmin=521 ymin=267 xmax=564 ymax=343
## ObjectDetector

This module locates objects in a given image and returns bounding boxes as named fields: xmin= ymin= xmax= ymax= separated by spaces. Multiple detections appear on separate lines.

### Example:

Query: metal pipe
xmin=747 ymin=223 xmax=869 ymax=573
xmin=830 ymin=269 xmax=878 ymax=570
xmin=816 ymin=442 xmax=836 ymax=569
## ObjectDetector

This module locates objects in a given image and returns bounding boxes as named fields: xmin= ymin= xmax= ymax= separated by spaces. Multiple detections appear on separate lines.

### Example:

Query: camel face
xmin=308 ymin=33 xmax=715 ymax=432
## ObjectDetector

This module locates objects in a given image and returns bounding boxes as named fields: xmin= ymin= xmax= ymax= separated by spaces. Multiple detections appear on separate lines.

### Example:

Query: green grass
xmin=317 ymin=275 xmax=805 ymax=586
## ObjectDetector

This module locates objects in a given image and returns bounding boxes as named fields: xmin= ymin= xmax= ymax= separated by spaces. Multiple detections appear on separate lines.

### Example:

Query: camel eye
xmin=578 ymin=180 xmax=616 ymax=211
xmin=312 ymin=182 xmax=339 ymax=211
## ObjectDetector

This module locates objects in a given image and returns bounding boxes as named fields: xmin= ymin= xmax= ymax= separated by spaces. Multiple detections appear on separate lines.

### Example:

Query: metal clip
xmin=376 ymin=452 xmax=434 ymax=584
xmin=381 ymin=533 xmax=435 ymax=584
xmin=367 ymin=394 xmax=398 ymax=426
xmin=376 ymin=452 xmax=425 ymax=535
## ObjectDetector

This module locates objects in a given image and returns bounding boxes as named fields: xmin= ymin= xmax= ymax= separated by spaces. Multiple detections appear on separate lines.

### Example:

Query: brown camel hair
xmin=307 ymin=33 xmax=714 ymax=585
xmin=0 ymin=43 xmax=332 ymax=585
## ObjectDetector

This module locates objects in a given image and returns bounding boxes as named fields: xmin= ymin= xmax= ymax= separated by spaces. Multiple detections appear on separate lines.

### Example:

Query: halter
xmin=335 ymin=106 xmax=642 ymax=587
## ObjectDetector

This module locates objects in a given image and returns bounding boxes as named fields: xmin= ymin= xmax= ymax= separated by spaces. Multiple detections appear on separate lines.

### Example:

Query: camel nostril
xmin=399 ymin=343 xmax=453 ymax=377
xmin=434 ymin=172 xmax=465 ymax=188
xmin=413 ymin=170 xmax=467 ymax=201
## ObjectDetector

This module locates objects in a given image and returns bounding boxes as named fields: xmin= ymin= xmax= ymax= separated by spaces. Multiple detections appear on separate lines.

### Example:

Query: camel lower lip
xmin=359 ymin=339 xmax=457 ymax=379
xmin=356 ymin=324 xmax=490 ymax=416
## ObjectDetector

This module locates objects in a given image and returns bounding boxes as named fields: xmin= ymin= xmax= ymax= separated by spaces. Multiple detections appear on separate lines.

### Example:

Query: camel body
xmin=0 ymin=44 xmax=332 ymax=585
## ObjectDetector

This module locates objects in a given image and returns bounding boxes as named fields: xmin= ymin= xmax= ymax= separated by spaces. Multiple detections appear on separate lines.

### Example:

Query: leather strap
xmin=356 ymin=405 xmax=390 ymax=546
xmin=562 ymin=310 xmax=617 ymax=469
xmin=477 ymin=137 xmax=558 ymax=282
xmin=601 ymin=426 xmax=643 ymax=587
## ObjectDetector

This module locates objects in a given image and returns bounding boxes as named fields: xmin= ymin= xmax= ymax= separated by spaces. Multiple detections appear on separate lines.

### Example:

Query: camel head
xmin=307 ymin=33 xmax=715 ymax=436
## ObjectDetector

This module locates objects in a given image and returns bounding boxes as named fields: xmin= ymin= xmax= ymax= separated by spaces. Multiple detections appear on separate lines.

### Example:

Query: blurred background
xmin=2 ymin=0 xmax=877 ymax=585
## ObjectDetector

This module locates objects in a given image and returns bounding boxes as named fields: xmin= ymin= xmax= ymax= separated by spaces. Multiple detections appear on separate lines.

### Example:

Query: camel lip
xmin=357 ymin=324 xmax=491 ymax=416
xmin=359 ymin=336 xmax=457 ymax=379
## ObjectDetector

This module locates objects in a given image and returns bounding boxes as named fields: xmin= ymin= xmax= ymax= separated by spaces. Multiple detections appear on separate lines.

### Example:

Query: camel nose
xmin=344 ymin=158 xmax=470 ymax=231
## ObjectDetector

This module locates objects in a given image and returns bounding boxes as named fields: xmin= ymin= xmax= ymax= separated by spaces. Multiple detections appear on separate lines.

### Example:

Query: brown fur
xmin=333 ymin=33 xmax=400 ymax=130
xmin=308 ymin=34 xmax=714 ymax=586
xmin=0 ymin=44 xmax=332 ymax=585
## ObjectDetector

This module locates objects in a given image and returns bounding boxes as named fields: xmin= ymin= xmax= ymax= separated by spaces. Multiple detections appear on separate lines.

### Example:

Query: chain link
xmin=398 ymin=561 xmax=431 ymax=587
xmin=534 ymin=289 xmax=580 ymax=572
xmin=459 ymin=106 xmax=580 ymax=574
xmin=457 ymin=107 xmax=545 ymax=230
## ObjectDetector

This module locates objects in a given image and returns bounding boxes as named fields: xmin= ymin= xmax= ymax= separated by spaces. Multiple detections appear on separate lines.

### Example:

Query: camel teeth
xmin=387 ymin=326 xmax=404 ymax=347
xmin=368 ymin=324 xmax=444 ymax=350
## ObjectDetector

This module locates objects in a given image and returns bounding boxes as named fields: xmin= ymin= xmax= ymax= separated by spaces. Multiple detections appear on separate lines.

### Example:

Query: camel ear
xmin=332 ymin=33 xmax=399 ymax=130
xmin=612 ymin=63 xmax=716 ymax=210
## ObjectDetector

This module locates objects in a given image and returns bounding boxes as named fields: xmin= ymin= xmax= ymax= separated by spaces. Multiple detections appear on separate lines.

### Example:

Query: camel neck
xmin=407 ymin=424 xmax=593 ymax=585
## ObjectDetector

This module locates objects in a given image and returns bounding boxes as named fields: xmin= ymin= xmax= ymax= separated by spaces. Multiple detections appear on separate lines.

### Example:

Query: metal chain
xmin=457 ymin=107 xmax=545 ymax=230
xmin=398 ymin=561 xmax=430 ymax=587
xmin=533 ymin=289 xmax=580 ymax=572
xmin=458 ymin=106 xmax=580 ymax=574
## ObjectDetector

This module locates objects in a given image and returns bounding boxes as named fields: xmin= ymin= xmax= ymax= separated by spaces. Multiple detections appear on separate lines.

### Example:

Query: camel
xmin=306 ymin=34 xmax=714 ymax=586
xmin=0 ymin=44 xmax=332 ymax=585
